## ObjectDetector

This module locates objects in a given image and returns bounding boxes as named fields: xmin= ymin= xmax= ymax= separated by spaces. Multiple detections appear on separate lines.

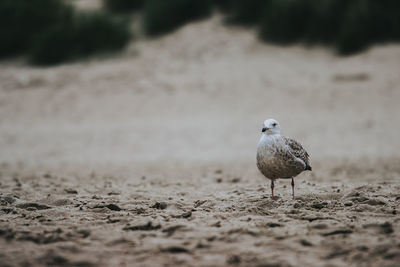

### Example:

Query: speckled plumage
xmin=257 ymin=135 xmax=310 ymax=179
xmin=256 ymin=119 xmax=311 ymax=199
xmin=283 ymin=136 xmax=311 ymax=170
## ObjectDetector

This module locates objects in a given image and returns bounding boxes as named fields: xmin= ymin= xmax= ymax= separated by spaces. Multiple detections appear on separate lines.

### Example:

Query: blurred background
xmin=0 ymin=0 xmax=400 ymax=168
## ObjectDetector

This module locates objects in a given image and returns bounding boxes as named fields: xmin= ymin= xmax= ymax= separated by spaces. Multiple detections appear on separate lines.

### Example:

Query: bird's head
xmin=261 ymin=119 xmax=280 ymax=135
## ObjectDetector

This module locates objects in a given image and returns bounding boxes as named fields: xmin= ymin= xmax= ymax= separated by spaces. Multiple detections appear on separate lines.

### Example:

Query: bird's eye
xmin=272 ymin=123 xmax=277 ymax=127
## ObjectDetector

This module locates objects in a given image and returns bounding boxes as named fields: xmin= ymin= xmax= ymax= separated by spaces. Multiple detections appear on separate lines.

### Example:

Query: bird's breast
xmin=256 ymin=135 xmax=300 ymax=179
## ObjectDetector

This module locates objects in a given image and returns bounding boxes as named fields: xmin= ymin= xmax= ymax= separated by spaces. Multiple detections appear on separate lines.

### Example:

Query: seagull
xmin=256 ymin=119 xmax=311 ymax=200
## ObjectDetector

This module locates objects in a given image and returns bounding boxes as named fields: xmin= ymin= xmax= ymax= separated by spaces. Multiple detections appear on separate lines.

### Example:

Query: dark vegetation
xmin=30 ymin=12 xmax=130 ymax=65
xmin=221 ymin=0 xmax=400 ymax=55
xmin=257 ymin=0 xmax=400 ymax=55
xmin=214 ymin=0 xmax=267 ymax=26
xmin=1 ymin=0 xmax=399 ymax=65
xmin=103 ymin=0 xmax=399 ymax=55
xmin=0 ymin=0 xmax=73 ymax=59
xmin=0 ymin=0 xmax=130 ymax=65
xmin=143 ymin=0 xmax=213 ymax=36
xmin=103 ymin=0 xmax=146 ymax=13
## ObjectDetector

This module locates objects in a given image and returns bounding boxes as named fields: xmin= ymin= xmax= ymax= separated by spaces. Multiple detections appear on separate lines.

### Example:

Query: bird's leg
xmin=270 ymin=180 xmax=275 ymax=200
xmin=291 ymin=177 xmax=295 ymax=200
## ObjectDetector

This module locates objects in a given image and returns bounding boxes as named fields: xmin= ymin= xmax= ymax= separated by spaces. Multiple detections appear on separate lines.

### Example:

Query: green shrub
xmin=383 ymin=0 xmax=400 ymax=39
xmin=258 ymin=0 xmax=400 ymax=55
xmin=303 ymin=0 xmax=349 ymax=44
xmin=259 ymin=0 xmax=315 ymax=44
xmin=29 ymin=12 xmax=131 ymax=65
xmin=29 ymin=23 xmax=74 ymax=65
xmin=0 ymin=0 xmax=73 ymax=58
xmin=103 ymin=0 xmax=146 ymax=13
xmin=72 ymin=12 xmax=131 ymax=54
xmin=334 ymin=0 xmax=374 ymax=55
xmin=334 ymin=0 xmax=400 ymax=55
xmin=223 ymin=0 xmax=270 ymax=26
xmin=0 ymin=0 xmax=131 ymax=65
xmin=213 ymin=0 xmax=235 ymax=12
xmin=143 ymin=0 xmax=213 ymax=36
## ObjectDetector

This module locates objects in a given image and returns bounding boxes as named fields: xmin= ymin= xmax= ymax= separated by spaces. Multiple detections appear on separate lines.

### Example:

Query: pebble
xmin=151 ymin=202 xmax=167 ymax=210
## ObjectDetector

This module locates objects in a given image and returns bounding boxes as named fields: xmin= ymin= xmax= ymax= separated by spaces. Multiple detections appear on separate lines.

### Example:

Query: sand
xmin=0 ymin=15 xmax=400 ymax=266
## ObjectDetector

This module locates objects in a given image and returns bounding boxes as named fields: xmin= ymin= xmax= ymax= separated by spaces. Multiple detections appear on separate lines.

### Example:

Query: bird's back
xmin=282 ymin=136 xmax=311 ymax=171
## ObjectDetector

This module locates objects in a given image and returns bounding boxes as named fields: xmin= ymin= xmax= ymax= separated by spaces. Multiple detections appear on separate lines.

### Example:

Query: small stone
xmin=380 ymin=222 xmax=393 ymax=234
xmin=135 ymin=208 xmax=145 ymax=214
xmin=321 ymin=229 xmax=353 ymax=236
xmin=211 ymin=221 xmax=221 ymax=227
xmin=64 ymin=188 xmax=77 ymax=194
xmin=299 ymin=239 xmax=313 ymax=246
xmin=356 ymin=245 xmax=369 ymax=251
xmin=312 ymin=201 xmax=327 ymax=209
xmin=227 ymin=255 xmax=241 ymax=264
xmin=77 ymin=229 xmax=91 ymax=238
xmin=364 ymin=199 xmax=386 ymax=206
xmin=1 ymin=194 xmax=16 ymax=204
xmin=231 ymin=177 xmax=241 ymax=183
xmin=151 ymin=202 xmax=167 ymax=210
xmin=266 ymin=222 xmax=282 ymax=228
xmin=123 ymin=222 xmax=161 ymax=231
xmin=160 ymin=247 xmax=190 ymax=254
xmin=206 ymin=236 xmax=216 ymax=242
xmin=106 ymin=204 xmax=122 ymax=211
xmin=16 ymin=203 xmax=51 ymax=210
xmin=194 ymin=200 xmax=207 ymax=208
xmin=181 ymin=211 xmax=192 ymax=218
xmin=383 ymin=251 xmax=400 ymax=259
xmin=196 ymin=242 xmax=210 ymax=249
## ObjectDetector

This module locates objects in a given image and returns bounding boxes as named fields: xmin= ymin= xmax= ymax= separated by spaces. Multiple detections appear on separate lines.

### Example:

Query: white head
xmin=261 ymin=119 xmax=281 ymax=135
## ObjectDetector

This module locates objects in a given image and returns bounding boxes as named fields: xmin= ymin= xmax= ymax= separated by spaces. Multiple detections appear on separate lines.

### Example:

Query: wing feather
xmin=283 ymin=136 xmax=311 ymax=169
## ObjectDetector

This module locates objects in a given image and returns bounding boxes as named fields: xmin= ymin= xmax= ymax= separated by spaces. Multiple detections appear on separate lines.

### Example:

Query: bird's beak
xmin=262 ymin=127 xmax=268 ymax=132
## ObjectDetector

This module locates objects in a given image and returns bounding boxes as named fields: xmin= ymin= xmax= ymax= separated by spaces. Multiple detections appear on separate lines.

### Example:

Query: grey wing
xmin=283 ymin=136 xmax=311 ymax=170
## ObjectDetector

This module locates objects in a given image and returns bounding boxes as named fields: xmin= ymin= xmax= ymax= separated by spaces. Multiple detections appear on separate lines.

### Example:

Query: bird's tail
xmin=305 ymin=165 xmax=312 ymax=171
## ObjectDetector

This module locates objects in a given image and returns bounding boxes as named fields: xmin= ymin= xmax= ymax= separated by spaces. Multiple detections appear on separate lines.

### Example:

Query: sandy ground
xmin=1 ymin=15 xmax=400 ymax=266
